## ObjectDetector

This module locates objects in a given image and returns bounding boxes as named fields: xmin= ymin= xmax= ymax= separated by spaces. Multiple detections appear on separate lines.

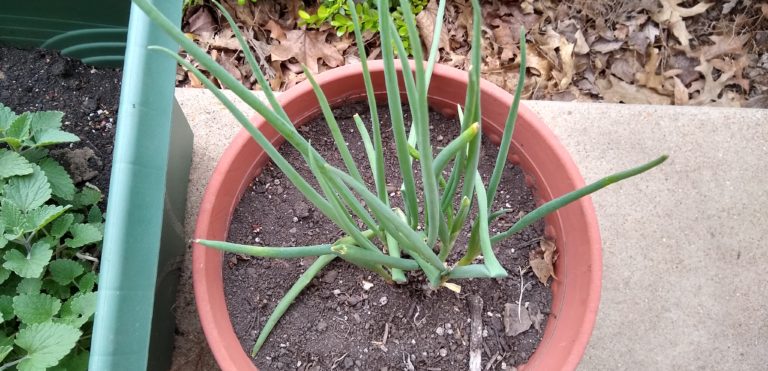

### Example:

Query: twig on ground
xmin=517 ymin=266 xmax=532 ymax=321
xmin=330 ymin=352 xmax=348 ymax=370
xmin=469 ymin=294 xmax=484 ymax=371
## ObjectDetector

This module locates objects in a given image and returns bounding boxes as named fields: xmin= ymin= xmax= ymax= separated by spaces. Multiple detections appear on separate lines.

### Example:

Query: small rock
xmin=343 ymin=357 xmax=354 ymax=369
xmin=361 ymin=280 xmax=374 ymax=290
xmin=347 ymin=295 xmax=362 ymax=306
xmin=354 ymin=360 xmax=362 ymax=367
xmin=289 ymin=227 xmax=297 ymax=234
xmin=437 ymin=135 xmax=444 ymax=141
xmin=292 ymin=216 xmax=299 ymax=223
xmin=294 ymin=201 xmax=311 ymax=219
xmin=435 ymin=326 xmax=445 ymax=336
xmin=439 ymin=348 xmax=448 ymax=357
xmin=316 ymin=320 xmax=327 ymax=332
xmin=322 ymin=270 xmax=338 ymax=284
xmin=379 ymin=296 xmax=388 ymax=306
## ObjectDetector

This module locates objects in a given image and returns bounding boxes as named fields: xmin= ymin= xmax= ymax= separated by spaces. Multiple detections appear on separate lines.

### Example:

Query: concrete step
xmin=174 ymin=87 xmax=768 ymax=370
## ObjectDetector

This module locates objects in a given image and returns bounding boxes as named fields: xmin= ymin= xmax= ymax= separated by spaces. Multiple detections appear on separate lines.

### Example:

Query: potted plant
xmin=1 ymin=1 xmax=193 ymax=369
xmin=135 ymin=0 xmax=665 ymax=369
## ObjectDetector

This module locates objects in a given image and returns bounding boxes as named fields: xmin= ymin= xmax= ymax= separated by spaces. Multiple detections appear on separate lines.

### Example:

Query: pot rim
xmin=193 ymin=61 xmax=601 ymax=371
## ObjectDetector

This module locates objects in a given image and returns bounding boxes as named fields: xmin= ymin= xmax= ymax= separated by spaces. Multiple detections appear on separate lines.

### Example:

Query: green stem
xmin=195 ymin=240 xmax=332 ymax=258
xmin=332 ymin=244 xmax=420 ymax=271
xmin=492 ymin=155 xmax=669 ymax=244
xmin=252 ymin=254 xmax=335 ymax=356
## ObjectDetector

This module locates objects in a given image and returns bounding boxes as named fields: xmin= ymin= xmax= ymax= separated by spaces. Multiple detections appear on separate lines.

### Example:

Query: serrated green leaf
xmin=3 ymin=165 xmax=51 ymax=212
xmin=16 ymin=278 xmax=42 ymax=295
xmin=87 ymin=205 xmax=102 ymax=224
xmin=3 ymin=241 xmax=53 ymax=278
xmin=0 ymin=234 xmax=7 ymax=250
xmin=48 ymin=260 xmax=84 ymax=286
xmin=58 ymin=292 xmax=96 ymax=328
xmin=0 ymin=295 xmax=13 ymax=323
xmin=21 ymin=148 xmax=49 ymax=163
xmin=33 ymin=129 xmax=80 ymax=148
xmin=73 ymin=187 xmax=101 ymax=208
xmin=15 ymin=322 xmax=81 ymax=370
xmin=0 ymin=344 xmax=12 ymax=364
xmin=5 ymin=113 xmax=31 ymax=142
xmin=1 ymin=199 xmax=24 ymax=239
xmin=50 ymin=349 xmax=89 ymax=371
xmin=23 ymin=205 xmax=70 ymax=233
xmin=76 ymin=272 xmax=96 ymax=293
xmin=0 ymin=149 xmax=33 ymax=179
xmin=0 ymin=103 xmax=17 ymax=132
xmin=0 ymin=267 xmax=10 ymax=285
xmin=13 ymin=293 xmax=61 ymax=324
xmin=50 ymin=214 xmax=74 ymax=239
xmin=42 ymin=279 xmax=72 ymax=300
xmin=64 ymin=224 xmax=101 ymax=248
xmin=29 ymin=111 xmax=64 ymax=132
xmin=38 ymin=158 xmax=75 ymax=201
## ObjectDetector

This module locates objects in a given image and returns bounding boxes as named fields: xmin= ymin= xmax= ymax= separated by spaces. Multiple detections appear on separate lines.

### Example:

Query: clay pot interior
xmin=193 ymin=61 xmax=601 ymax=370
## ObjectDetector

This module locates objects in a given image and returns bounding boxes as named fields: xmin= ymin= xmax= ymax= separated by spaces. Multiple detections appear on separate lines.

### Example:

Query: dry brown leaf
xmin=690 ymin=56 xmax=737 ymax=105
xmin=699 ymin=34 xmax=750 ymax=60
xmin=493 ymin=26 xmax=520 ymax=62
xmin=264 ymin=20 xmax=285 ymax=41
xmin=529 ymin=239 xmax=557 ymax=286
xmin=652 ymin=0 xmax=714 ymax=50
xmin=635 ymin=48 xmax=672 ymax=94
xmin=711 ymin=55 xmax=750 ymax=91
xmin=416 ymin=0 xmax=451 ymax=52
xmin=555 ymin=37 xmax=575 ymax=88
xmin=610 ymin=58 xmax=642 ymax=83
xmin=722 ymin=0 xmax=739 ymax=14
xmin=596 ymin=75 xmax=673 ymax=105
xmin=187 ymin=71 xmax=203 ymax=88
xmin=590 ymin=39 xmax=624 ymax=54
xmin=197 ymin=28 xmax=241 ymax=51
xmin=526 ymin=49 xmax=552 ymax=78
xmin=672 ymin=76 xmax=689 ymax=105
xmin=270 ymin=29 xmax=344 ymax=73
xmin=187 ymin=7 xmax=216 ymax=35
xmin=574 ymin=29 xmax=590 ymax=55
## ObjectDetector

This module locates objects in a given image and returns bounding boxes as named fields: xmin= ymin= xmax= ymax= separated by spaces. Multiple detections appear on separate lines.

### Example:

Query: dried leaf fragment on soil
xmin=529 ymin=239 xmax=558 ymax=286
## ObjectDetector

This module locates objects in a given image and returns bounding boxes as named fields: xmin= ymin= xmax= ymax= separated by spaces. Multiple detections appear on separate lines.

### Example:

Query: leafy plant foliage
xmin=0 ymin=103 xmax=102 ymax=370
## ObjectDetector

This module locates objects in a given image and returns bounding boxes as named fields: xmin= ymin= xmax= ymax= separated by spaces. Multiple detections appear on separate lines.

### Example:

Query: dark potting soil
xmin=223 ymin=102 xmax=550 ymax=370
xmin=0 ymin=47 xmax=122 ymax=202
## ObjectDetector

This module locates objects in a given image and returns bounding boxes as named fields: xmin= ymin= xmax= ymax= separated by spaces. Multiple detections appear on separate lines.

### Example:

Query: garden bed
xmin=0 ymin=47 xmax=121 ymax=199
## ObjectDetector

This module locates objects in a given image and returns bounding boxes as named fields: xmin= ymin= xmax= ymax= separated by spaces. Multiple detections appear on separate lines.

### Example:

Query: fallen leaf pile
xmin=180 ymin=0 xmax=768 ymax=107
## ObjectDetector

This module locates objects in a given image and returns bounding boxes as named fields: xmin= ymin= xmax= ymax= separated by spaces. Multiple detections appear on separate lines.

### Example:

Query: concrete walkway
xmin=174 ymin=88 xmax=768 ymax=370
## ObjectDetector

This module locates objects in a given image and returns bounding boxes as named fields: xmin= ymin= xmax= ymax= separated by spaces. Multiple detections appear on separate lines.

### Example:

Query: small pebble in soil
xmin=343 ymin=357 xmax=354 ymax=369
xmin=316 ymin=320 xmax=327 ymax=332
xmin=439 ymin=348 xmax=448 ymax=357
xmin=435 ymin=326 xmax=445 ymax=336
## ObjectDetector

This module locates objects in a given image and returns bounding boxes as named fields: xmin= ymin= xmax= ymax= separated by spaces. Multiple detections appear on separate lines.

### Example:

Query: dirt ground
xmin=178 ymin=0 xmax=768 ymax=108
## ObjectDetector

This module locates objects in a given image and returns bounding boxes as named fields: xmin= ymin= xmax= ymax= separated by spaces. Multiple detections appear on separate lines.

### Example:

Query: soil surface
xmin=0 ymin=47 xmax=122 ymax=201
xmin=223 ymin=102 xmax=549 ymax=370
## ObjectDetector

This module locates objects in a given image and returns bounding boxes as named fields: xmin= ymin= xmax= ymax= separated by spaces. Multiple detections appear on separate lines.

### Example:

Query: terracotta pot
xmin=193 ymin=61 xmax=601 ymax=370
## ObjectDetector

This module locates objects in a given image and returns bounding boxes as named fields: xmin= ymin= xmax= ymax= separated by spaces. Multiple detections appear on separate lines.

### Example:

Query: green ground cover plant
xmin=0 ymin=104 xmax=102 ymax=370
